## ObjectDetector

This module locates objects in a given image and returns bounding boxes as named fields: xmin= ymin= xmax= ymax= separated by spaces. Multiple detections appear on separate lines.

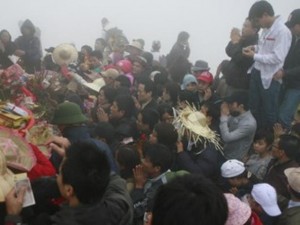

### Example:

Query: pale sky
xmin=0 ymin=0 xmax=299 ymax=73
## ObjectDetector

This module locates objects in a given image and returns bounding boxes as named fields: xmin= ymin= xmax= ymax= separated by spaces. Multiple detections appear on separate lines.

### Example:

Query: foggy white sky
xmin=0 ymin=0 xmax=299 ymax=73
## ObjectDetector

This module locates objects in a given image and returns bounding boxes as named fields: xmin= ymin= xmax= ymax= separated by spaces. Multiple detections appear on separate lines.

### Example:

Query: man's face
xmin=132 ymin=62 xmax=144 ymax=75
xmin=228 ymin=102 xmax=241 ymax=117
xmin=197 ymin=80 xmax=210 ymax=92
xmin=110 ymin=101 xmax=122 ymax=120
xmin=291 ymin=24 xmax=300 ymax=36
xmin=271 ymin=139 xmax=282 ymax=159
xmin=141 ymin=156 xmax=158 ymax=178
xmin=90 ymin=56 xmax=101 ymax=68
xmin=252 ymin=14 xmax=269 ymax=28
xmin=137 ymin=84 xmax=151 ymax=104
xmin=242 ymin=19 xmax=256 ymax=37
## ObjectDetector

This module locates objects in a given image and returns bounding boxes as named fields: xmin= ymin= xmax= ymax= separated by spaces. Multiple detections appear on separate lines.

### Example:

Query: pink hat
xmin=224 ymin=193 xmax=251 ymax=225
xmin=116 ymin=59 xmax=132 ymax=74
xmin=196 ymin=71 xmax=213 ymax=84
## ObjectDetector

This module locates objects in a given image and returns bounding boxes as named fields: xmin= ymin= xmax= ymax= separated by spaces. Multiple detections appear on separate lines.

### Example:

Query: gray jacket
xmin=220 ymin=110 xmax=257 ymax=160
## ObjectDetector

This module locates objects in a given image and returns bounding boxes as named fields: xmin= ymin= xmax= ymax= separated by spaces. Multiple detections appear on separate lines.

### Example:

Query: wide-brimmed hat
xmin=0 ymin=127 xmax=37 ymax=172
xmin=125 ymin=40 xmax=144 ymax=53
xmin=173 ymin=105 xmax=221 ymax=149
xmin=82 ymin=78 xmax=106 ymax=93
xmin=0 ymin=150 xmax=15 ymax=202
xmin=251 ymin=183 xmax=281 ymax=216
xmin=224 ymin=193 xmax=251 ymax=225
xmin=101 ymin=68 xmax=120 ymax=80
xmin=52 ymin=43 xmax=78 ymax=66
xmin=285 ymin=167 xmax=300 ymax=193
xmin=52 ymin=101 xmax=87 ymax=125
xmin=191 ymin=60 xmax=210 ymax=72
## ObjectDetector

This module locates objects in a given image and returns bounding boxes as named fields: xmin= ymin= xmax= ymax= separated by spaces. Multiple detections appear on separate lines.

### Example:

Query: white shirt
xmin=253 ymin=16 xmax=292 ymax=89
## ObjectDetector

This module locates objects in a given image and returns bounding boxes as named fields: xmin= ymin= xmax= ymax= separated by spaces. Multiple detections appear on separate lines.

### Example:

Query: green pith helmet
xmin=52 ymin=101 xmax=87 ymax=125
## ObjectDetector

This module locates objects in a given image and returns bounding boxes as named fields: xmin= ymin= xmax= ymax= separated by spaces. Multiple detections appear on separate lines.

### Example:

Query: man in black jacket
xmin=278 ymin=9 xmax=300 ymax=129
xmin=222 ymin=18 xmax=259 ymax=94
xmin=5 ymin=140 xmax=133 ymax=225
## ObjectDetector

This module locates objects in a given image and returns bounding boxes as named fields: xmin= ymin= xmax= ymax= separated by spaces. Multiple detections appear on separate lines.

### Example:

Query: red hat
xmin=196 ymin=71 xmax=213 ymax=84
xmin=116 ymin=59 xmax=132 ymax=74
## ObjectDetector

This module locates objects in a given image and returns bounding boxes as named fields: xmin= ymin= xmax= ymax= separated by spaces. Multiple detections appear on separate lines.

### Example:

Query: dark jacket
xmin=166 ymin=42 xmax=190 ymax=69
xmin=5 ymin=175 xmax=133 ymax=225
xmin=111 ymin=117 xmax=138 ymax=141
xmin=0 ymin=41 xmax=16 ymax=69
xmin=176 ymin=144 xmax=225 ymax=182
xmin=223 ymin=34 xmax=258 ymax=89
xmin=283 ymin=35 xmax=300 ymax=89
xmin=277 ymin=205 xmax=300 ymax=225
xmin=14 ymin=20 xmax=42 ymax=73
xmin=264 ymin=159 xmax=299 ymax=199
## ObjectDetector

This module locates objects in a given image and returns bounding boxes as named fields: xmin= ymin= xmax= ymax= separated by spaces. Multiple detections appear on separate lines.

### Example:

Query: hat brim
xmin=262 ymin=205 xmax=281 ymax=217
xmin=52 ymin=114 xmax=88 ymax=125
xmin=125 ymin=44 xmax=143 ymax=52
xmin=285 ymin=21 xmax=293 ymax=28
xmin=191 ymin=66 xmax=210 ymax=72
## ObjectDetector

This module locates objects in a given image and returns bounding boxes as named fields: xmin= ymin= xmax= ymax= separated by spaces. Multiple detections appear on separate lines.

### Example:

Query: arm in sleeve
xmin=219 ymin=116 xmax=256 ymax=142
xmin=254 ymin=29 xmax=292 ymax=65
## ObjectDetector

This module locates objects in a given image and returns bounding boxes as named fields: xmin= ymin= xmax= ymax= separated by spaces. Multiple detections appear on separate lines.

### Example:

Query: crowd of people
xmin=0 ymin=1 xmax=300 ymax=225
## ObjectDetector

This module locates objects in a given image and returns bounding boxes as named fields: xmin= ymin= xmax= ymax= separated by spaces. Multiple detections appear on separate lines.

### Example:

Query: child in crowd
xmin=221 ymin=159 xmax=259 ymax=198
xmin=245 ymin=130 xmax=274 ymax=180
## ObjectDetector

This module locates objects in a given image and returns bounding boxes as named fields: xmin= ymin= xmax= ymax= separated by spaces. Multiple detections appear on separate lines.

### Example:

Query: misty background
xmin=0 ymin=0 xmax=299 ymax=74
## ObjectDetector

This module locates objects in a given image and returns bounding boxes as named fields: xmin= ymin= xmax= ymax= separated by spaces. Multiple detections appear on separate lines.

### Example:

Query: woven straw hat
xmin=53 ymin=43 xmax=78 ymax=66
xmin=173 ymin=105 xmax=221 ymax=149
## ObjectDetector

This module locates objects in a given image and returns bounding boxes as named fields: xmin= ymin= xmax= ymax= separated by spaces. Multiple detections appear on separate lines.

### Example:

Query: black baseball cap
xmin=286 ymin=9 xmax=300 ymax=28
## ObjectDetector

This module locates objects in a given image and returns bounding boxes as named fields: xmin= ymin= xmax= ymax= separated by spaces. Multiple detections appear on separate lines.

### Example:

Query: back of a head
xmin=139 ymin=77 xmax=155 ymax=95
xmin=115 ymin=95 xmax=135 ymax=118
xmin=154 ymin=122 xmax=178 ymax=148
xmin=278 ymin=134 xmax=300 ymax=159
xmin=94 ymin=122 xmax=115 ymax=144
xmin=152 ymin=174 xmax=228 ymax=225
xmin=61 ymin=140 xmax=110 ymax=204
xmin=248 ymin=1 xmax=274 ymax=20
xmin=143 ymin=143 xmax=173 ymax=173
xmin=177 ymin=31 xmax=190 ymax=43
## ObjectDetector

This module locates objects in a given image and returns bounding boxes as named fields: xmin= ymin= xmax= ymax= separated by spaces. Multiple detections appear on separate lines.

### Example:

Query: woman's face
xmin=0 ymin=31 xmax=10 ymax=44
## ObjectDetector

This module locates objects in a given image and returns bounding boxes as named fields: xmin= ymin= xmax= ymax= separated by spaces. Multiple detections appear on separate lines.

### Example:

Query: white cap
xmin=251 ymin=183 xmax=281 ymax=216
xmin=221 ymin=159 xmax=245 ymax=178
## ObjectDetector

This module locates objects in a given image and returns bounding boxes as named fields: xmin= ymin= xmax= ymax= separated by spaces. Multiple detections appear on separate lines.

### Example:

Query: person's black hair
xmin=143 ymin=143 xmax=172 ymax=173
xmin=115 ymin=75 xmax=131 ymax=88
xmin=141 ymin=109 xmax=160 ymax=132
xmin=142 ymin=52 xmax=154 ymax=66
xmin=245 ymin=17 xmax=260 ymax=33
xmin=278 ymin=134 xmax=300 ymax=159
xmin=100 ymin=85 xmax=116 ymax=103
xmin=61 ymin=140 xmax=110 ymax=204
xmin=157 ymin=103 xmax=173 ymax=122
xmin=164 ymin=82 xmax=180 ymax=107
xmin=254 ymin=129 xmax=274 ymax=146
xmin=114 ymin=95 xmax=135 ymax=118
xmin=95 ymin=38 xmax=107 ymax=46
xmin=202 ymin=101 xmax=221 ymax=122
xmin=0 ymin=29 xmax=11 ymax=41
xmin=179 ymin=90 xmax=197 ymax=106
xmin=177 ymin=31 xmax=190 ymax=43
xmin=90 ymin=50 xmax=103 ymax=60
xmin=93 ymin=122 xmax=115 ymax=144
xmin=248 ymin=1 xmax=274 ymax=20
xmin=81 ymin=45 xmax=93 ymax=55
xmin=152 ymin=174 xmax=228 ymax=225
xmin=115 ymin=87 xmax=131 ymax=96
xmin=139 ymin=77 xmax=155 ymax=96
xmin=291 ymin=123 xmax=300 ymax=137
xmin=154 ymin=122 xmax=178 ymax=150
xmin=228 ymin=170 xmax=248 ymax=179
xmin=116 ymin=145 xmax=140 ymax=179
